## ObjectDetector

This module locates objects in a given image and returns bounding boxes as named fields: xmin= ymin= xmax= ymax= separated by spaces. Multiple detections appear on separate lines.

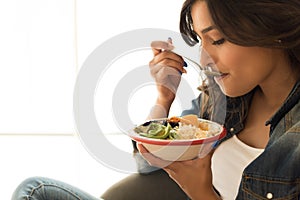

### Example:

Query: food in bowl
xmin=129 ymin=114 xmax=226 ymax=161
xmin=134 ymin=115 xmax=219 ymax=140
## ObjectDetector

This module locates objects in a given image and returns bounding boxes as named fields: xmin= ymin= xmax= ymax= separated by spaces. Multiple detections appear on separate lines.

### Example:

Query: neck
xmin=258 ymin=68 xmax=298 ymax=111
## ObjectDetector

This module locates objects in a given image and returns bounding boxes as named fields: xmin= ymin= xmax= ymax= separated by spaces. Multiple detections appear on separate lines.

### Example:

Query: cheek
xmin=219 ymin=46 xmax=251 ymax=72
xmin=215 ymin=49 xmax=261 ymax=96
xmin=213 ymin=45 xmax=279 ymax=97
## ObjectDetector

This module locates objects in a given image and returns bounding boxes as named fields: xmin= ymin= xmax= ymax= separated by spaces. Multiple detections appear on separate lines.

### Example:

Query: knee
xmin=11 ymin=176 xmax=45 ymax=200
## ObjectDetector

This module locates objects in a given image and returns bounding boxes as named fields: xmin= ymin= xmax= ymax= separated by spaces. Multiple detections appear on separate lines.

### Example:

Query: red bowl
xmin=128 ymin=118 xmax=226 ymax=161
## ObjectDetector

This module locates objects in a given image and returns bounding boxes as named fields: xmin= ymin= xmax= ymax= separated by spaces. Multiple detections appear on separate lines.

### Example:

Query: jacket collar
xmin=265 ymin=81 xmax=300 ymax=131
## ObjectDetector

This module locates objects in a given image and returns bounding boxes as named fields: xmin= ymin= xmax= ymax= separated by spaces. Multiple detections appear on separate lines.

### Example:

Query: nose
xmin=199 ymin=48 xmax=214 ymax=68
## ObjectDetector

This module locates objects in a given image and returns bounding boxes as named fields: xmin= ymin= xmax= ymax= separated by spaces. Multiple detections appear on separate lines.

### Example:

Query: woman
xmin=137 ymin=0 xmax=300 ymax=199
xmin=12 ymin=0 xmax=300 ymax=199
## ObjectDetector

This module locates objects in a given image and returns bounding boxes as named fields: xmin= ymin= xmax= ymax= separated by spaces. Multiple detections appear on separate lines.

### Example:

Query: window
xmin=1 ymin=0 xmax=199 ymax=134
xmin=0 ymin=0 xmax=75 ymax=134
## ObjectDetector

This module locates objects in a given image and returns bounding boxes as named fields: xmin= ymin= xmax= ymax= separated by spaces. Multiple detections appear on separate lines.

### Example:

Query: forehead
xmin=191 ymin=1 xmax=214 ymax=34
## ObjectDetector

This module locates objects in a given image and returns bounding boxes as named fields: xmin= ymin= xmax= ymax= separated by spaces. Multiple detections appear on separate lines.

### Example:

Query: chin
xmin=220 ymin=86 xmax=252 ymax=98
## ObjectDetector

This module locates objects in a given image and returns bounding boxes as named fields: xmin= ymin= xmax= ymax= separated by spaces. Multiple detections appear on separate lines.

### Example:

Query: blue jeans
xmin=11 ymin=177 xmax=102 ymax=200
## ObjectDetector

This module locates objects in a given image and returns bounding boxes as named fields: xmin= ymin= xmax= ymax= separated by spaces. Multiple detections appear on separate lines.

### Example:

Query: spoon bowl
xmin=171 ymin=50 xmax=222 ymax=77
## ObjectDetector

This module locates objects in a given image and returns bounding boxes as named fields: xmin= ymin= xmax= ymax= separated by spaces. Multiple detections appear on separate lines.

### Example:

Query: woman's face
xmin=191 ymin=1 xmax=286 ymax=97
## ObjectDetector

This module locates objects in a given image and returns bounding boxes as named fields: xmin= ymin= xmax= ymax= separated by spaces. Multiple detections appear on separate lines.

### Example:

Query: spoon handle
xmin=171 ymin=51 xmax=222 ymax=77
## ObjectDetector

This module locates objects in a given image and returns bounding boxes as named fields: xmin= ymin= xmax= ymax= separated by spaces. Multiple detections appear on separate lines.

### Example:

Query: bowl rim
xmin=128 ymin=118 xmax=227 ymax=146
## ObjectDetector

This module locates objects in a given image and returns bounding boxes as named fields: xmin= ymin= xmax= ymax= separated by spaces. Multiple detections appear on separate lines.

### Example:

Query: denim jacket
xmin=133 ymin=81 xmax=300 ymax=199
xmin=233 ymin=81 xmax=300 ymax=200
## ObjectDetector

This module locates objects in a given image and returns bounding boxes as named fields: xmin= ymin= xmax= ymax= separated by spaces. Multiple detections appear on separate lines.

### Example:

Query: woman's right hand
xmin=149 ymin=40 xmax=186 ymax=109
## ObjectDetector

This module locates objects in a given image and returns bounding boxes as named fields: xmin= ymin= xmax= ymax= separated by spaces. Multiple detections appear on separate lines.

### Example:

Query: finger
xmin=163 ymin=159 xmax=185 ymax=172
xmin=153 ymin=51 xmax=184 ymax=65
xmin=136 ymin=142 xmax=149 ymax=154
xmin=163 ymin=167 xmax=177 ymax=180
xmin=152 ymin=47 xmax=161 ymax=57
xmin=156 ymin=67 xmax=182 ymax=85
xmin=150 ymin=52 xmax=186 ymax=73
xmin=151 ymin=41 xmax=174 ymax=56
xmin=149 ymin=59 xmax=186 ymax=76
xmin=159 ymin=59 xmax=186 ymax=74
xmin=180 ymin=150 xmax=214 ymax=168
xmin=149 ymin=63 xmax=163 ymax=77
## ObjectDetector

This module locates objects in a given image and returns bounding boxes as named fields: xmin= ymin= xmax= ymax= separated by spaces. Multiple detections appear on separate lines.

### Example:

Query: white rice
xmin=176 ymin=123 xmax=209 ymax=139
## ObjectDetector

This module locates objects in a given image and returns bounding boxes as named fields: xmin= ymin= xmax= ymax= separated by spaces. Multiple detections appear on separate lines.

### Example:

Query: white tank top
xmin=211 ymin=135 xmax=264 ymax=200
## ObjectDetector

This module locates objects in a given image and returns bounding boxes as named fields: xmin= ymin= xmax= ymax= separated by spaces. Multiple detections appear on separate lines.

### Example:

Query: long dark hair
xmin=180 ymin=0 xmax=300 ymax=66
xmin=180 ymin=0 xmax=300 ymax=120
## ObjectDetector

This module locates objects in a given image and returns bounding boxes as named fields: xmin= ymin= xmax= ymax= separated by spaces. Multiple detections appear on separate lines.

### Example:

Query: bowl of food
xmin=128 ymin=114 xmax=226 ymax=161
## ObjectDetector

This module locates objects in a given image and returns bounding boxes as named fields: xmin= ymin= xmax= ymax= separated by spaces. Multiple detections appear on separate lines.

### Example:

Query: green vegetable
xmin=136 ymin=122 xmax=174 ymax=139
xmin=148 ymin=123 xmax=164 ymax=136
xmin=150 ymin=123 xmax=171 ymax=139
xmin=169 ymin=129 xmax=179 ymax=139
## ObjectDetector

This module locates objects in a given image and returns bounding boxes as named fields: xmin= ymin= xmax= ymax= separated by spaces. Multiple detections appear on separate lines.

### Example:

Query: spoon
xmin=152 ymin=38 xmax=222 ymax=76
xmin=171 ymin=51 xmax=222 ymax=77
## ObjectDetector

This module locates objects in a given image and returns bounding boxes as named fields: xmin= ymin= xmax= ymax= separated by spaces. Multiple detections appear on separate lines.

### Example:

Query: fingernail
xmin=178 ymin=68 xmax=187 ymax=75
xmin=212 ymin=141 xmax=219 ymax=148
xmin=183 ymin=61 xmax=187 ymax=67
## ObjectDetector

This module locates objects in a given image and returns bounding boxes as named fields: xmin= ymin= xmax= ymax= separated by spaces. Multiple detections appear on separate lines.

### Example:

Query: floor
xmin=0 ymin=133 xmax=134 ymax=200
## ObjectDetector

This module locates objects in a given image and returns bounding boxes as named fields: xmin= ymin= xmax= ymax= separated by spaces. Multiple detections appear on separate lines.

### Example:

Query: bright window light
xmin=0 ymin=0 xmax=76 ymax=134
xmin=0 ymin=0 xmax=199 ymax=135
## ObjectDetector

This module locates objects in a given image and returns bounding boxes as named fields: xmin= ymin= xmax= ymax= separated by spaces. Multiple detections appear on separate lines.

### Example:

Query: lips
xmin=218 ymin=72 xmax=228 ymax=77
xmin=214 ymin=73 xmax=229 ymax=83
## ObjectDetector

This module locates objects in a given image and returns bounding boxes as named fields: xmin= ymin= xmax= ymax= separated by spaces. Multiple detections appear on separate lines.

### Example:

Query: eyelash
xmin=212 ymin=38 xmax=225 ymax=45
xmin=197 ymin=37 xmax=225 ymax=47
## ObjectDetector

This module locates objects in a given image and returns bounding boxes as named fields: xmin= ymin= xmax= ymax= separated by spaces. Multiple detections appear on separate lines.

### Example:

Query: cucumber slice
xmin=150 ymin=123 xmax=171 ymax=139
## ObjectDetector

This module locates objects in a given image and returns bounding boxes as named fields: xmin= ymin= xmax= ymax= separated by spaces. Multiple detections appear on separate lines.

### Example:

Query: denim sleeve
xmin=132 ymin=140 xmax=160 ymax=174
xmin=180 ymin=95 xmax=201 ymax=117
xmin=132 ymin=95 xmax=201 ymax=174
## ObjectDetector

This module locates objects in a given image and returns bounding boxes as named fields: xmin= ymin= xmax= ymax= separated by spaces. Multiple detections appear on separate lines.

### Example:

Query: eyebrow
xmin=201 ymin=25 xmax=215 ymax=34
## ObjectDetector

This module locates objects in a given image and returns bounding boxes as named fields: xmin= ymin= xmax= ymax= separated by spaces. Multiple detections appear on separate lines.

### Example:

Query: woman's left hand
xmin=137 ymin=143 xmax=220 ymax=200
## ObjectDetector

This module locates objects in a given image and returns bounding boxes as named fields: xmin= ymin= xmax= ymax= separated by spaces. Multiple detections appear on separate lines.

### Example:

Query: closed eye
xmin=212 ymin=38 xmax=225 ymax=45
